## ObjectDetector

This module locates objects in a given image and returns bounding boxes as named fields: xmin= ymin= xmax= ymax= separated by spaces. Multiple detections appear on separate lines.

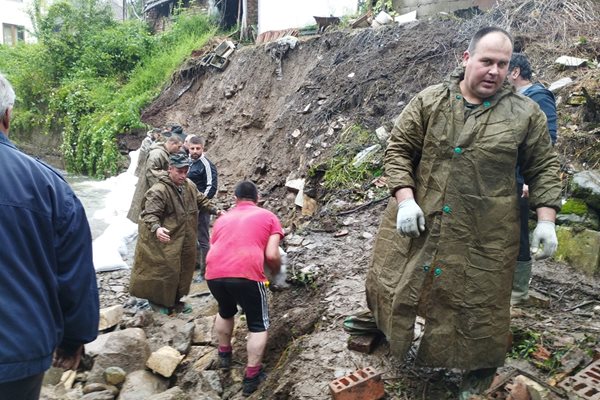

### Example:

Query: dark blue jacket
xmin=523 ymin=83 xmax=557 ymax=144
xmin=188 ymin=155 xmax=218 ymax=199
xmin=0 ymin=132 xmax=99 ymax=383
xmin=517 ymin=83 xmax=558 ymax=184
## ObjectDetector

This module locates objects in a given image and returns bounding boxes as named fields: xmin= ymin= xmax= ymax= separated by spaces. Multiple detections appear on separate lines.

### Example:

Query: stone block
xmin=555 ymin=227 xmax=600 ymax=275
xmin=99 ymin=305 xmax=124 ymax=331
xmin=193 ymin=316 xmax=215 ymax=345
xmin=329 ymin=366 xmax=384 ymax=400
xmin=146 ymin=346 xmax=184 ymax=378
xmin=347 ymin=334 xmax=382 ymax=354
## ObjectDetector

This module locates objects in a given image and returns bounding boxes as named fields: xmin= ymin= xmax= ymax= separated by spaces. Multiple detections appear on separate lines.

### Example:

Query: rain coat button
xmin=456 ymin=95 xmax=462 ymax=100
xmin=423 ymin=265 xmax=430 ymax=272
xmin=442 ymin=205 xmax=452 ymax=214
xmin=454 ymin=147 xmax=462 ymax=154
xmin=434 ymin=267 xmax=442 ymax=276
xmin=483 ymin=101 xmax=491 ymax=107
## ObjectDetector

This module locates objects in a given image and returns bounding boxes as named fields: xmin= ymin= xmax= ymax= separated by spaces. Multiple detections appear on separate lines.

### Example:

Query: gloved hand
xmin=396 ymin=198 xmax=425 ymax=238
xmin=530 ymin=221 xmax=557 ymax=260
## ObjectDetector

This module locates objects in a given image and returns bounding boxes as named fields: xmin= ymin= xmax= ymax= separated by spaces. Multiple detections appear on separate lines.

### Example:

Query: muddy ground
xmin=94 ymin=0 xmax=600 ymax=399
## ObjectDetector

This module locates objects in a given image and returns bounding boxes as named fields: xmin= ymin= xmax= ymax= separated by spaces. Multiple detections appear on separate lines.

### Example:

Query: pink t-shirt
xmin=205 ymin=201 xmax=284 ymax=281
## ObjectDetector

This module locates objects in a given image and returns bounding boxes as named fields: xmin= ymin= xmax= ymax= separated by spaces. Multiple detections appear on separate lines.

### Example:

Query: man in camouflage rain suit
xmin=129 ymin=153 xmax=219 ymax=314
xmin=365 ymin=27 xmax=561 ymax=399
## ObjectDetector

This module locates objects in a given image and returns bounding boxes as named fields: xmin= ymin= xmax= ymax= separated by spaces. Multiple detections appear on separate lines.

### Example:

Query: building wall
xmin=257 ymin=0 xmax=357 ymax=34
xmin=0 ymin=0 xmax=36 ymax=45
xmin=392 ymin=0 xmax=496 ymax=16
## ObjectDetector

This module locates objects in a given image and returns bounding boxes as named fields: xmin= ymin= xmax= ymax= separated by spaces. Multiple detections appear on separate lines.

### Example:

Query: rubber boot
xmin=459 ymin=367 xmax=497 ymax=400
xmin=193 ymin=247 xmax=207 ymax=283
xmin=511 ymin=260 xmax=532 ymax=306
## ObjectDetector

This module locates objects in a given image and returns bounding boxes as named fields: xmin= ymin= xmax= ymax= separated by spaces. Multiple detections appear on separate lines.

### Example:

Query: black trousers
xmin=0 ymin=373 xmax=44 ymax=400
xmin=517 ymin=183 xmax=531 ymax=262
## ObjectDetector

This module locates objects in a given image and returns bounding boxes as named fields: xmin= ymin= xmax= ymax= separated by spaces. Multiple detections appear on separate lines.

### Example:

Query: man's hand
xmin=531 ymin=221 xmax=557 ymax=260
xmin=156 ymin=227 xmax=170 ymax=243
xmin=53 ymin=345 xmax=83 ymax=370
xmin=396 ymin=198 xmax=425 ymax=238
xmin=521 ymin=184 xmax=529 ymax=198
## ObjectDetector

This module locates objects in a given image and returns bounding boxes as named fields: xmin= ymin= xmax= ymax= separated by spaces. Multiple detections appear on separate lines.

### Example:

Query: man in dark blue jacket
xmin=508 ymin=53 xmax=558 ymax=305
xmin=187 ymin=135 xmax=218 ymax=280
xmin=0 ymin=73 xmax=99 ymax=400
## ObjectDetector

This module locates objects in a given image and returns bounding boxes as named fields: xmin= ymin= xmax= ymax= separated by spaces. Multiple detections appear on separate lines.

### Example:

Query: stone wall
xmin=392 ymin=0 xmax=496 ymax=16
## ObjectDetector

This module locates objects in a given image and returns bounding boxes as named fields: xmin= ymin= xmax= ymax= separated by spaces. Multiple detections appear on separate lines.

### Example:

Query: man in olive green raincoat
xmin=365 ymin=27 xmax=561 ymax=398
xmin=129 ymin=153 xmax=218 ymax=313
xmin=127 ymin=135 xmax=182 ymax=223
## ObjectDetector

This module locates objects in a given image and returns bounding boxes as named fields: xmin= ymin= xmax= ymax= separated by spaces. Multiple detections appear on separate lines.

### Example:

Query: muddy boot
xmin=511 ymin=260 xmax=532 ymax=306
xmin=459 ymin=367 xmax=497 ymax=400
xmin=194 ymin=248 xmax=207 ymax=282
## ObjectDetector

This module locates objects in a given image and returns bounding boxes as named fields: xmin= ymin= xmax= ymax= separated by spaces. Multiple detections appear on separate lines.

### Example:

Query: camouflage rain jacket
xmin=129 ymin=173 xmax=215 ymax=307
xmin=127 ymin=142 xmax=170 ymax=223
xmin=365 ymin=67 xmax=561 ymax=370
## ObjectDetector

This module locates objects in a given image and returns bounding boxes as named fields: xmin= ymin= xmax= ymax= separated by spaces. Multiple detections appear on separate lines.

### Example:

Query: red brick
xmin=329 ymin=366 xmax=384 ymax=400
xmin=347 ymin=334 xmax=382 ymax=354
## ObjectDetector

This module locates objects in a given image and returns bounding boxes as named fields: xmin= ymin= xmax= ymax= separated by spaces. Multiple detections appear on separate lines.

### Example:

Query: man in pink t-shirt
xmin=205 ymin=180 xmax=284 ymax=396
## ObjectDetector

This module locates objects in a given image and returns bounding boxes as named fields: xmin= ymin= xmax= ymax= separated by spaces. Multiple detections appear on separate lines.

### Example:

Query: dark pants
xmin=197 ymin=211 xmax=211 ymax=250
xmin=0 ymin=373 xmax=44 ymax=400
xmin=518 ymin=183 xmax=531 ymax=262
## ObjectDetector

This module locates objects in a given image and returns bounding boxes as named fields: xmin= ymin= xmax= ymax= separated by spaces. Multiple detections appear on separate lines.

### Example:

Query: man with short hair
xmin=187 ymin=135 xmax=218 ymax=280
xmin=129 ymin=153 xmax=219 ymax=314
xmin=205 ymin=181 xmax=284 ymax=396
xmin=0 ymin=73 xmax=99 ymax=400
xmin=127 ymin=135 xmax=182 ymax=223
xmin=508 ymin=52 xmax=558 ymax=305
xmin=366 ymin=27 xmax=561 ymax=399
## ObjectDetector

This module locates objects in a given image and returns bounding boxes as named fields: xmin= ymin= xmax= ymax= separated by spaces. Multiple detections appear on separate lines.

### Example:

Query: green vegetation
xmin=0 ymin=0 xmax=216 ymax=176
xmin=560 ymin=198 xmax=588 ymax=216
xmin=310 ymin=124 xmax=384 ymax=190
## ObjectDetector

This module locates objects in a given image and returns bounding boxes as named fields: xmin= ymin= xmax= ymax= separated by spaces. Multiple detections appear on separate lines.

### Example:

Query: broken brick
xmin=329 ymin=366 xmax=384 ymax=400
xmin=347 ymin=333 xmax=381 ymax=354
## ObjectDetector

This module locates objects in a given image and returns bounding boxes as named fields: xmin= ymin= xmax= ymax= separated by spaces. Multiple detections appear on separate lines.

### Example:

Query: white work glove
xmin=530 ymin=221 xmax=557 ymax=260
xmin=396 ymin=198 xmax=425 ymax=238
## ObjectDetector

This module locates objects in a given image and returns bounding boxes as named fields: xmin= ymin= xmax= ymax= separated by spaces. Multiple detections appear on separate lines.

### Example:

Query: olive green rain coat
xmin=366 ymin=67 xmax=562 ymax=370
xmin=129 ymin=173 xmax=216 ymax=307
xmin=127 ymin=142 xmax=170 ymax=223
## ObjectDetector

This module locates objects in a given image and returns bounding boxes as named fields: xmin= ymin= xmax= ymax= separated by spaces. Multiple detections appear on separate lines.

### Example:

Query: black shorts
xmin=207 ymin=278 xmax=269 ymax=332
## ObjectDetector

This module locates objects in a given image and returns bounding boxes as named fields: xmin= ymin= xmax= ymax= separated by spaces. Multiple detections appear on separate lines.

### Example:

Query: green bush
xmin=1 ymin=0 xmax=217 ymax=177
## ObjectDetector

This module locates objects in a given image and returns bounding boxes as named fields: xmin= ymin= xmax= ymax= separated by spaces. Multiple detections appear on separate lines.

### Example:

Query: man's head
xmin=234 ymin=181 xmax=258 ymax=203
xmin=461 ymin=27 xmax=513 ymax=103
xmin=183 ymin=134 xmax=196 ymax=151
xmin=188 ymin=135 xmax=206 ymax=161
xmin=164 ymin=136 xmax=183 ymax=154
xmin=168 ymin=153 xmax=190 ymax=186
xmin=507 ymin=53 xmax=533 ymax=88
xmin=0 ymin=73 xmax=16 ymax=135
xmin=148 ymin=127 xmax=162 ymax=141
xmin=166 ymin=123 xmax=187 ymax=143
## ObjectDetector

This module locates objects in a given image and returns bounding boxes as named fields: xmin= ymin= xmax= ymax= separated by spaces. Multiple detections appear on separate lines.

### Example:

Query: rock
xmin=548 ymin=77 xmax=574 ymax=92
xmin=200 ymin=370 xmax=223 ymax=394
xmin=555 ymin=227 xmax=600 ymax=275
xmin=82 ymin=390 xmax=116 ymax=400
xmin=334 ymin=229 xmax=349 ymax=237
xmin=99 ymin=305 xmax=124 ymax=331
xmin=43 ymin=367 xmax=64 ymax=385
xmin=352 ymin=144 xmax=381 ymax=167
xmin=362 ymin=232 xmax=373 ymax=239
xmin=104 ymin=366 xmax=127 ymax=386
xmin=199 ymin=104 xmax=214 ymax=114
xmin=302 ymin=195 xmax=318 ymax=216
xmin=146 ymin=346 xmax=185 ymax=378
xmin=571 ymin=170 xmax=600 ymax=211
xmin=291 ymin=129 xmax=301 ymax=138
xmin=512 ymin=375 xmax=550 ymax=400
xmin=172 ymin=321 xmax=195 ymax=355
xmin=83 ymin=383 xmax=110 ymax=394
xmin=375 ymin=126 xmax=389 ymax=142
xmin=117 ymin=370 xmax=168 ymax=400
xmin=86 ymin=328 xmax=151 ymax=383
xmin=147 ymin=386 xmax=188 ymax=400
xmin=193 ymin=316 xmax=215 ymax=345
xmin=555 ymin=55 xmax=588 ymax=67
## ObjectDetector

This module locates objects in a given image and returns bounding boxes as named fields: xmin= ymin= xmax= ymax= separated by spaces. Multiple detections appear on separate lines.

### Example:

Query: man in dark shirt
xmin=187 ymin=135 xmax=218 ymax=280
